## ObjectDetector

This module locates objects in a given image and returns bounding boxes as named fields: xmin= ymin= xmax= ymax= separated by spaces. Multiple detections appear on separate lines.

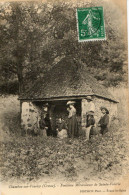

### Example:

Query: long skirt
xmin=85 ymin=126 xmax=92 ymax=140
xmin=68 ymin=115 xmax=78 ymax=138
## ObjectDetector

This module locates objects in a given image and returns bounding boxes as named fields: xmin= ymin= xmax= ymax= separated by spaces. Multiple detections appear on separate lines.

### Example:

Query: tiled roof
xmin=19 ymin=58 xmax=117 ymax=102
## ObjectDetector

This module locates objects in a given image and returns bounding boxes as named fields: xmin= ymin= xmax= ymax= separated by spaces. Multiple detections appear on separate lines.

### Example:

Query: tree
xmin=0 ymin=0 xmax=127 ymax=94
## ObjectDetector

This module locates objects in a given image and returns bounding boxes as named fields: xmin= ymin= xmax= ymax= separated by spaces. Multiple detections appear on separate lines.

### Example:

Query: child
xmin=86 ymin=111 xmax=95 ymax=140
xmin=56 ymin=117 xmax=68 ymax=139
xmin=98 ymin=107 xmax=109 ymax=135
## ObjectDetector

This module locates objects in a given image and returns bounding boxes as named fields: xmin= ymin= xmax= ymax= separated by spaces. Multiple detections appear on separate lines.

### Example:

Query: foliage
xmin=0 ymin=94 xmax=129 ymax=183
xmin=0 ymin=0 xmax=127 ymax=94
xmin=0 ymin=127 xmax=129 ymax=183
xmin=0 ymin=79 xmax=19 ymax=94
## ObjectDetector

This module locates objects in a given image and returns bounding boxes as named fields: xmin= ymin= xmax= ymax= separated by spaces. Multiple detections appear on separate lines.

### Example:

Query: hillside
xmin=0 ymin=88 xmax=129 ymax=183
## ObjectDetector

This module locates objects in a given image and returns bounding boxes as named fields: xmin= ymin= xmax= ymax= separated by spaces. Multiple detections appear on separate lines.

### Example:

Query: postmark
xmin=76 ymin=7 xmax=106 ymax=42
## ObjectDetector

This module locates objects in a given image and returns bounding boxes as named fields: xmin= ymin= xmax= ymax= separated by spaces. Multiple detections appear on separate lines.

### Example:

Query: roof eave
xmin=18 ymin=94 xmax=118 ymax=103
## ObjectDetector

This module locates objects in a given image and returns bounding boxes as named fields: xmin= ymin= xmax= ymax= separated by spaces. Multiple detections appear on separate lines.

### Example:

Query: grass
xmin=0 ymin=128 xmax=129 ymax=184
xmin=0 ymin=88 xmax=129 ymax=184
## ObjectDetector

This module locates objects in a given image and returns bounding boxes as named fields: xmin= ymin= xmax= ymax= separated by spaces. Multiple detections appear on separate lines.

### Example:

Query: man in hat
xmin=98 ymin=107 xmax=109 ymax=135
xmin=84 ymin=96 xmax=95 ymax=140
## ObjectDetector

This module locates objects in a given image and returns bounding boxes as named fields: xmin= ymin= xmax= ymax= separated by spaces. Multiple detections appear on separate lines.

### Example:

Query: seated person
xmin=56 ymin=117 xmax=68 ymax=139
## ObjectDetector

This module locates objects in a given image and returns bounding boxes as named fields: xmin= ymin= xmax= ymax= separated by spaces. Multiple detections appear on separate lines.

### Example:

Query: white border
xmin=127 ymin=0 xmax=129 ymax=84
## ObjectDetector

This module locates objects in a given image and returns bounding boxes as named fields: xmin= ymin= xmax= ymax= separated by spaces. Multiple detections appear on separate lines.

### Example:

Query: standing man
xmin=98 ymin=107 xmax=109 ymax=135
xmin=85 ymin=96 xmax=95 ymax=140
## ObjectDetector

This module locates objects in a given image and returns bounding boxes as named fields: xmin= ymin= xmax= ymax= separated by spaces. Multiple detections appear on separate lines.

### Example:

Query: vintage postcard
xmin=0 ymin=0 xmax=129 ymax=194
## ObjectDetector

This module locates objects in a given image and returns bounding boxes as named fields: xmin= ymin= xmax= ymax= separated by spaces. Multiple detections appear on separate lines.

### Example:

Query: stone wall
xmin=21 ymin=101 xmax=41 ymax=134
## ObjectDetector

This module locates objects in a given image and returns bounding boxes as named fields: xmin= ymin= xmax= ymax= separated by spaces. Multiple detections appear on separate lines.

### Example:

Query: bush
xmin=0 ymin=79 xmax=19 ymax=95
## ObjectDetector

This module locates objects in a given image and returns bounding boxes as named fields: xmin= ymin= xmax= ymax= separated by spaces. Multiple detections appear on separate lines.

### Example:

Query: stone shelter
xmin=19 ymin=58 xmax=118 ymax=134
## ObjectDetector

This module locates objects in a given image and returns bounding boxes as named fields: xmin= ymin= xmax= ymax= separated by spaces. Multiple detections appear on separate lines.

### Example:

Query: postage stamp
xmin=76 ymin=7 xmax=106 ymax=42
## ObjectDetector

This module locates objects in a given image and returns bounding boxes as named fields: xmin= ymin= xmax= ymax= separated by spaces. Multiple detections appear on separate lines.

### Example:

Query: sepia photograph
xmin=0 ymin=0 xmax=129 ymax=194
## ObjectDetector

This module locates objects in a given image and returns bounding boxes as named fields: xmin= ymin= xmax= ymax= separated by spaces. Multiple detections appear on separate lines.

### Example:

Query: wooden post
xmin=81 ymin=99 xmax=87 ymax=128
xmin=49 ymin=104 xmax=56 ymax=131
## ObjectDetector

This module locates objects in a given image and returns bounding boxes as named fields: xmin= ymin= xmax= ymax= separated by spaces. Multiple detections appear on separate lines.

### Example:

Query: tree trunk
xmin=13 ymin=3 xmax=24 ymax=95
xmin=17 ymin=63 xmax=24 ymax=94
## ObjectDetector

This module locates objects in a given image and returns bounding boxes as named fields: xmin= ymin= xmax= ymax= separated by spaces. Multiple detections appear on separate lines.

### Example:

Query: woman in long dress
xmin=39 ymin=103 xmax=52 ymax=137
xmin=67 ymin=101 xmax=78 ymax=138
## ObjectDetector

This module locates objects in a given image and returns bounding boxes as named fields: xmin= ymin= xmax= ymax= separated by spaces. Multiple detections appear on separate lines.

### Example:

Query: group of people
xmin=82 ymin=96 xmax=110 ymax=140
xmin=39 ymin=96 xmax=110 ymax=140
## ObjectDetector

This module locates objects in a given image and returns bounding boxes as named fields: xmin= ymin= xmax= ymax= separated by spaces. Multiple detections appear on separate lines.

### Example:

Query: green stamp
xmin=76 ymin=7 xmax=106 ymax=42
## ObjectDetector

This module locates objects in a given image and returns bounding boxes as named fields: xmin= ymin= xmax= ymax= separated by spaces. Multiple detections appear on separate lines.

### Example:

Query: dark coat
xmin=39 ymin=118 xmax=46 ymax=129
xmin=44 ymin=114 xmax=52 ymax=136
xmin=98 ymin=114 xmax=109 ymax=135
xmin=39 ymin=113 xmax=52 ymax=136
xmin=86 ymin=115 xmax=95 ymax=127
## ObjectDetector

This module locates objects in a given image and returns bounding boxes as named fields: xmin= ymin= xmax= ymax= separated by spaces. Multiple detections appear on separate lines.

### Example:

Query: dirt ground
xmin=0 ymin=94 xmax=129 ymax=184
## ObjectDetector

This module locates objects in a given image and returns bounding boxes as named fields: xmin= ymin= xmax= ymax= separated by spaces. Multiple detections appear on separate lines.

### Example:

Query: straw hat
xmin=66 ymin=101 xmax=75 ymax=105
xmin=87 ymin=111 xmax=94 ymax=115
xmin=100 ymin=107 xmax=109 ymax=114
